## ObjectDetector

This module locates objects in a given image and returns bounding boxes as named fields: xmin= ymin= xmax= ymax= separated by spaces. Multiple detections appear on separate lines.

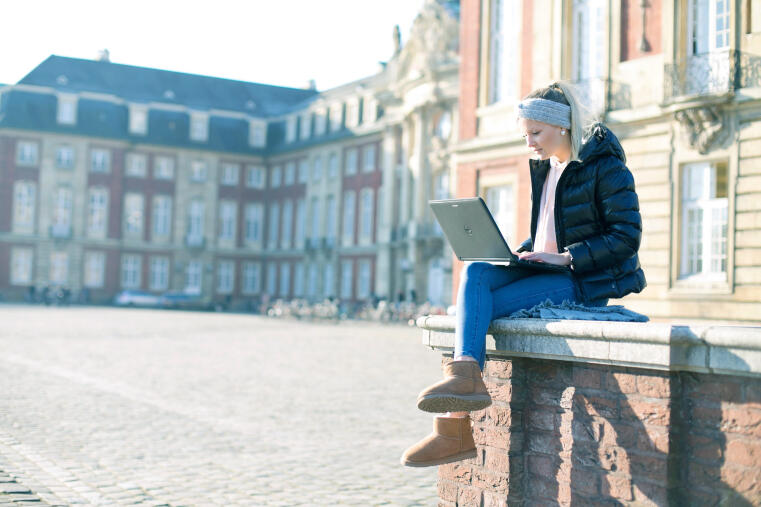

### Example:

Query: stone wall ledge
xmin=417 ymin=315 xmax=761 ymax=377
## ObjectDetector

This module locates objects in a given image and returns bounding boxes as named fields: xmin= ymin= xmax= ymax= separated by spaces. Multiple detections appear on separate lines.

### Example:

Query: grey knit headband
xmin=516 ymin=98 xmax=571 ymax=129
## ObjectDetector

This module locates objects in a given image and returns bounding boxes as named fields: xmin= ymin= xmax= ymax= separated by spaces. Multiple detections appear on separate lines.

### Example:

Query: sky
xmin=0 ymin=0 xmax=427 ymax=91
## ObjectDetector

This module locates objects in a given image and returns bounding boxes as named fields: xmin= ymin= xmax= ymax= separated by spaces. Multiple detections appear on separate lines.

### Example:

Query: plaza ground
xmin=0 ymin=306 xmax=442 ymax=505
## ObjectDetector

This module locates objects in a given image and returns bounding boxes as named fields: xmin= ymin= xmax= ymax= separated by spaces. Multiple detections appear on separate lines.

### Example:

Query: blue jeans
xmin=455 ymin=262 xmax=587 ymax=370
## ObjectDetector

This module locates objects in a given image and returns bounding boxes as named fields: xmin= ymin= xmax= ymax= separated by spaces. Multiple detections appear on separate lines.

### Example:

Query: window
xmin=185 ymin=260 xmax=202 ymax=294
xmin=285 ymin=116 xmax=297 ymax=143
xmin=48 ymin=252 xmax=69 ymax=285
xmin=57 ymin=95 xmax=77 ymax=125
xmin=329 ymin=103 xmax=343 ymax=132
xmin=298 ymin=160 xmax=309 ymax=184
xmin=218 ymin=201 xmax=237 ymax=243
xmin=489 ymin=0 xmax=520 ymax=103
xmin=187 ymin=200 xmax=205 ymax=243
xmin=266 ymin=263 xmax=277 ymax=295
xmin=346 ymin=98 xmax=360 ymax=128
xmin=312 ymin=156 xmax=323 ymax=182
xmin=293 ymin=263 xmax=305 ymax=297
xmin=217 ymin=261 xmax=235 ymax=294
xmin=358 ymin=259 xmax=371 ymax=300
xmin=83 ymin=251 xmax=105 ymax=288
xmin=90 ymin=149 xmax=110 ymax=173
xmin=242 ymin=262 xmax=261 ymax=294
xmin=485 ymin=184 xmax=515 ymax=241
xmin=572 ymin=0 xmax=605 ymax=82
xmin=324 ymin=262 xmax=335 ymax=298
xmin=10 ymin=248 xmax=33 ymax=286
xmin=345 ymin=148 xmax=358 ymax=175
xmin=307 ymin=263 xmax=319 ymax=298
xmin=271 ymin=166 xmax=282 ymax=188
xmin=149 ymin=256 xmax=170 ymax=291
xmin=342 ymin=190 xmax=356 ymax=246
xmin=244 ymin=203 xmax=264 ymax=244
xmin=190 ymin=113 xmax=208 ymax=142
xmin=310 ymin=197 xmax=321 ymax=243
xmin=279 ymin=263 xmax=291 ymax=297
xmin=13 ymin=181 xmax=36 ymax=232
xmin=325 ymin=195 xmax=337 ymax=245
xmin=328 ymin=153 xmax=339 ymax=178
xmin=359 ymin=188 xmax=374 ymax=243
xmin=300 ymin=112 xmax=312 ymax=139
xmin=246 ymin=165 xmax=266 ymax=188
xmin=126 ymin=153 xmax=147 ymax=177
xmin=690 ymin=0 xmax=730 ymax=55
xmin=129 ymin=106 xmax=148 ymax=135
xmin=284 ymin=162 xmax=296 ymax=186
xmin=51 ymin=186 xmax=73 ymax=236
xmin=249 ymin=120 xmax=267 ymax=147
xmin=154 ymin=156 xmax=174 ymax=180
xmin=363 ymin=145 xmax=376 ymax=172
xmin=16 ymin=141 xmax=39 ymax=166
xmin=123 ymin=193 xmax=144 ymax=237
xmin=121 ymin=254 xmax=141 ymax=289
xmin=87 ymin=187 xmax=109 ymax=238
xmin=340 ymin=260 xmax=353 ymax=299
xmin=220 ymin=163 xmax=240 ymax=186
xmin=56 ymin=146 xmax=75 ymax=169
xmin=680 ymin=161 xmax=728 ymax=281
xmin=363 ymin=96 xmax=377 ymax=123
xmin=152 ymin=195 xmax=172 ymax=239
xmin=191 ymin=160 xmax=208 ymax=182
xmin=314 ymin=108 xmax=327 ymax=136
xmin=295 ymin=198 xmax=306 ymax=248
xmin=281 ymin=199 xmax=293 ymax=249
xmin=267 ymin=202 xmax=280 ymax=249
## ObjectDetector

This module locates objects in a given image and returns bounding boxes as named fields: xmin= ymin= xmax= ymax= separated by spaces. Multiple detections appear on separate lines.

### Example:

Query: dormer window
xmin=57 ymin=95 xmax=77 ymax=125
xmin=190 ymin=112 xmax=209 ymax=142
xmin=300 ymin=112 xmax=312 ymax=140
xmin=314 ymin=108 xmax=327 ymax=136
xmin=345 ymin=98 xmax=360 ymax=128
xmin=363 ymin=96 xmax=378 ymax=124
xmin=285 ymin=116 xmax=297 ymax=143
xmin=129 ymin=105 xmax=148 ymax=135
xmin=249 ymin=120 xmax=267 ymax=148
xmin=329 ymin=103 xmax=343 ymax=132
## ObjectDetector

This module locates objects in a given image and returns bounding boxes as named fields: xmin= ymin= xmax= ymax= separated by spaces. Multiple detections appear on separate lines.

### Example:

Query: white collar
xmin=550 ymin=156 xmax=569 ymax=171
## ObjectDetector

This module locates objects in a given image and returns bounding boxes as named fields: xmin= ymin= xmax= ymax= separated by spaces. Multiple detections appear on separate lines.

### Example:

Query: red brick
xmin=439 ymin=463 xmax=473 ymax=482
xmin=686 ymin=378 xmax=743 ymax=403
xmin=621 ymin=398 xmax=670 ymax=426
xmin=575 ymin=393 xmax=619 ymax=419
xmin=484 ymin=448 xmax=511 ymax=472
xmin=571 ymin=470 xmax=600 ymax=496
xmin=725 ymin=437 xmax=761 ymax=467
xmin=687 ymin=433 xmax=723 ymax=461
xmin=721 ymin=464 xmax=761 ymax=497
xmin=637 ymin=375 xmax=671 ymax=398
xmin=573 ymin=366 xmax=602 ymax=390
xmin=632 ymin=481 xmax=668 ymax=506
xmin=601 ymin=474 xmax=633 ymax=501
xmin=487 ymin=382 xmax=513 ymax=403
xmin=527 ymin=362 xmax=570 ymax=386
xmin=486 ymin=406 xmax=519 ymax=428
xmin=690 ymin=404 xmax=722 ymax=429
xmin=482 ymin=490 xmax=508 ymax=507
xmin=472 ymin=469 xmax=509 ymax=494
xmin=687 ymin=462 xmax=722 ymax=486
xmin=598 ymin=445 xmax=631 ymax=475
xmin=527 ymin=431 xmax=562 ymax=455
xmin=438 ymin=480 xmax=458 ymax=502
xmin=721 ymin=406 xmax=761 ymax=438
xmin=744 ymin=381 xmax=761 ymax=408
xmin=527 ymin=408 xmax=555 ymax=431
xmin=484 ymin=360 xmax=513 ymax=380
xmin=527 ymin=454 xmax=554 ymax=477
xmin=607 ymin=372 xmax=637 ymax=394
xmin=629 ymin=454 xmax=669 ymax=484
xmin=457 ymin=486 xmax=482 ymax=507
xmin=473 ymin=426 xmax=521 ymax=452
xmin=528 ymin=476 xmax=562 ymax=502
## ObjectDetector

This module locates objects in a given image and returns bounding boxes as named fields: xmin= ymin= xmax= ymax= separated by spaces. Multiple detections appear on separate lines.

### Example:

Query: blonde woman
xmin=402 ymin=82 xmax=646 ymax=467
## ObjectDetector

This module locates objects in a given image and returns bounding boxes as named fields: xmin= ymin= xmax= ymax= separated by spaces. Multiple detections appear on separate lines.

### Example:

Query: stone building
xmin=0 ymin=0 xmax=460 ymax=308
xmin=454 ymin=0 xmax=761 ymax=321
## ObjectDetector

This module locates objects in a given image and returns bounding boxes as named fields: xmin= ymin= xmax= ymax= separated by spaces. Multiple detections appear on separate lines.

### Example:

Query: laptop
xmin=429 ymin=197 xmax=570 ymax=272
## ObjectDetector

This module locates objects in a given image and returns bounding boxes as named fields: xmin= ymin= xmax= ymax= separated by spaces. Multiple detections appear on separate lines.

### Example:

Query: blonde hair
xmin=523 ymin=81 xmax=597 ymax=161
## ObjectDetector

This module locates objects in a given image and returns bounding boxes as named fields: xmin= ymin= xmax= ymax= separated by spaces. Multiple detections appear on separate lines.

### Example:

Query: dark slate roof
xmin=19 ymin=55 xmax=318 ymax=117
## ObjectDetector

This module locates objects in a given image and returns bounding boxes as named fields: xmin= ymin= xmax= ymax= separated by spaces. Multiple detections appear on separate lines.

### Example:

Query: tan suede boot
xmin=400 ymin=415 xmax=477 ymax=467
xmin=416 ymin=360 xmax=492 ymax=413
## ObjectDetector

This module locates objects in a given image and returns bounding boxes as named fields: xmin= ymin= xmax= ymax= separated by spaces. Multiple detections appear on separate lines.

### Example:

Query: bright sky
xmin=1 ymin=0 xmax=427 ymax=91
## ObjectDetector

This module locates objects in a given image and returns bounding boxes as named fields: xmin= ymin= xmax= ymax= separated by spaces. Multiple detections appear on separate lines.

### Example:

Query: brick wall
xmin=437 ymin=357 xmax=761 ymax=506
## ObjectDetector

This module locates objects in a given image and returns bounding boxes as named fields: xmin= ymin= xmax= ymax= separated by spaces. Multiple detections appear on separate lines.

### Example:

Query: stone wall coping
xmin=417 ymin=315 xmax=761 ymax=377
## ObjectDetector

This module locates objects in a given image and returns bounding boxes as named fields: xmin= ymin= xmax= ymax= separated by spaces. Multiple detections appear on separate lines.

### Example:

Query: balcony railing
xmin=49 ymin=224 xmax=72 ymax=239
xmin=664 ymin=49 xmax=761 ymax=102
xmin=185 ymin=234 xmax=205 ymax=249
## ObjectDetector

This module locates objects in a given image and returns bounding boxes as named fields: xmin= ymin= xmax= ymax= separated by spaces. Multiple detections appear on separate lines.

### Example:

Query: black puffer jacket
xmin=518 ymin=124 xmax=646 ymax=302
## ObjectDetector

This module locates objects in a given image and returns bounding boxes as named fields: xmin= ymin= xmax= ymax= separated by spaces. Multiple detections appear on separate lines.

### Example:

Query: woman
xmin=401 ymin=82 xmax=646 ymax=467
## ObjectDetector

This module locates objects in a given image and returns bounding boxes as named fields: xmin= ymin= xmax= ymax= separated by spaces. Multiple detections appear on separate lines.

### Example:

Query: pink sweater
xmin=533 ymin=156 xmax=569 ymax=254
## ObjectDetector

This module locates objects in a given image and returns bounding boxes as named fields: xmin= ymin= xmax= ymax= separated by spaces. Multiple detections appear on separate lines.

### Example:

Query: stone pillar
xmin=407 ymin=106 xmax=431 ymax=303
xmin=375 ymin=125 xmax=397 ymax=300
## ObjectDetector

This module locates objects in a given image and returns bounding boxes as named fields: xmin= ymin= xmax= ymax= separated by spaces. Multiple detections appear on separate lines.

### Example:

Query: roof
xmin=18 ymin=55 xmax=319 ymax=117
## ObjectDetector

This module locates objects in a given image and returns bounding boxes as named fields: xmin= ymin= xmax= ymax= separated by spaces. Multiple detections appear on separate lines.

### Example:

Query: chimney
xmin=306 ymin=79 xmax=316 ymax=90
xmin=97 ymin=49 xmax=110 ymax=62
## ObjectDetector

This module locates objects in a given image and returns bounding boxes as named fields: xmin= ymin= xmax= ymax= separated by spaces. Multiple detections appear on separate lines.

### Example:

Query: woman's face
xmin=518 ymin=118 xmax=571 ymax=161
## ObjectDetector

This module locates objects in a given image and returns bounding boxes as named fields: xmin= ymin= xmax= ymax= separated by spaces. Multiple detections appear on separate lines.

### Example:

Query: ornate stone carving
xmin=675 ymin=106 xmax=727 ymax=155
xmin=395 ymin=0 xmax=459 ymax=81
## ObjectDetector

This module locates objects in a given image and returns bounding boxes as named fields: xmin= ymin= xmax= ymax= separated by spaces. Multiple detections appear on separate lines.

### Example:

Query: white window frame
xmin=16 ymin=141 xmax=39 ymax=166
xmin=90 ymin=148 xmax=110 ymax=173
xmin=10 ymin=247 xmax=33 ymax=286
xmin=324 ymin=262 xmax=335 ymax=298
xmin=314 ymin=108 xmax=327 ymax=136
xmin=271 ymin=165 xmax=282 ymax=188
xmin=295 ymin=198 xmax=306 ymax=248
xmin=242 ymin=262 xmax=262 ymax=295
xmin=152 ymin=195 xmax=172 ymax=240
xmin=244 ymin=203 xmax=264 ymax=245
xmin=279 ymin=263 xmax=291 ymax=297
xmin=191 ymin=160 xmax=208 ymax=182
xmin=340 ymin=260 xmax=353 ymax=300
xmin=293 ymin=262 xmax=305 ymax=297
xmin=300 ymin=112 xmax=312 ymax=140
xmin=359 ymin=188 xmax=374 ymax=244
xmin=307 ymin=263 xmax=319 ymax=299
xmin=121 ymin=254 xmax=142 ymax=289
xmin=217 ymin=260 xmax=235 ymax=294
xmin=149 ymin=256 xmax=170 ymax=291
xmin=220 ymin=162 xmax=240 ymax=186
xmin=357 ymin=259 xmax=372 ymax=300
xmin=123 ymin=193 xmax=144 ymax=237
xmin=363 ymin=96 xmax=377 ymax=124
xmin=489 ymin=0 xmax=520 ymax=104
xmin=249 ymin=119 xmax=267 ymax=147
xmin=266 ymin=263 xmax=277 ymax=295
xmin=129 ymin=105 xmax=148 ymax=135
xmin=284 ymin=162 xmax=296 ymax=186
xmin=267 ymin=202 xmax=280 ymax=249
xmin=328 ymin=153 xmax=339 ymax=179
xmin=345 ymin=98 xmax=360 ymax=128
xmin=56 ymin=145 xmax=75 ymax=169
xmin=83 ymin=251 xmax=105 ymax=288
xmin=218 ymin=200 xmax=238 ymax=243
xmin=285 ymin=116 xmax=298 ymax=143
xmin=51 ymin=186 xmax=73 ymax=231
xmin=246 ymin=165 xmax=266 ymax=188
xmin=281 ymin=199 xmax=293 ymax=249
xmin=190 ymin=112 xmax=209 ymax=142
xmin=325 ymin=195 xmax=337 ymax=244
xmin=312 ymin=155 xmax=323 ymax=182
xmin=345 ymin=148 xmax=358 ymax=175
xmin=57 ymin=94 xmax=77 ymax=125
xmin=484 ymin=183 xmax=516 ymax=242
xmin=342 ymin=190 xmax=356 ymax=246
xmin=298 ymin=160 xmax=309 ymax=184
xmin=187 ymin=199 xmax=205 ymax=243
xmin=185 ymin=260 xmax=203 ymax=295
xmin=126 ymin=153 xmax=148 ymax=177
xmin=363 ymin=145 xmax=376 ymax=173
xmin=13 ymin=180 xmax=37 ymax=233
xmin=154 ymin=156 xmax=175 ymax=180
xmin=310 ymin=197 xmax=322 ymax=243
xmin=329 ymin=103 xmax=343 ymax=132
xmin=87 ymin=187 xmax=109 ymax=238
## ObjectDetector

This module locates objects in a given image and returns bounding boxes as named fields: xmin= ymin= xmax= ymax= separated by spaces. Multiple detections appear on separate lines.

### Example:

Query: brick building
xmin=0 ymin=0 xmax=460 ymax=308
xmin=454 ymin=0 xmax=761 ymax=321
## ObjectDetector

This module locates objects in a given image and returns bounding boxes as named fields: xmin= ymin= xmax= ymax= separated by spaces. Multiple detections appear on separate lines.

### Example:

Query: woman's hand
xmin=517 ymin=251 xmax=572 ymax=266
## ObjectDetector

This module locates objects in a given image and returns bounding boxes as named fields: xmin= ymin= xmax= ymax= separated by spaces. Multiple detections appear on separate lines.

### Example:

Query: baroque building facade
xmin=0 ymin=0 xmax=460 ymax=308
xmin=455 ymin=0 xmax=761 ymax=321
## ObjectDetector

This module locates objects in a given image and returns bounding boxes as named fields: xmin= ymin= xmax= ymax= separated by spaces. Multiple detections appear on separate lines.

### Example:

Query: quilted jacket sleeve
xmin=564 ymin=160 xmax=642 ymax=274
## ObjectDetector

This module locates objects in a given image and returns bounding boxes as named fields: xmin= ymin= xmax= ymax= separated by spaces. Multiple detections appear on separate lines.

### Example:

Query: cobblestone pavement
xmin=0 ymin=306 xmax=444 ymax=506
